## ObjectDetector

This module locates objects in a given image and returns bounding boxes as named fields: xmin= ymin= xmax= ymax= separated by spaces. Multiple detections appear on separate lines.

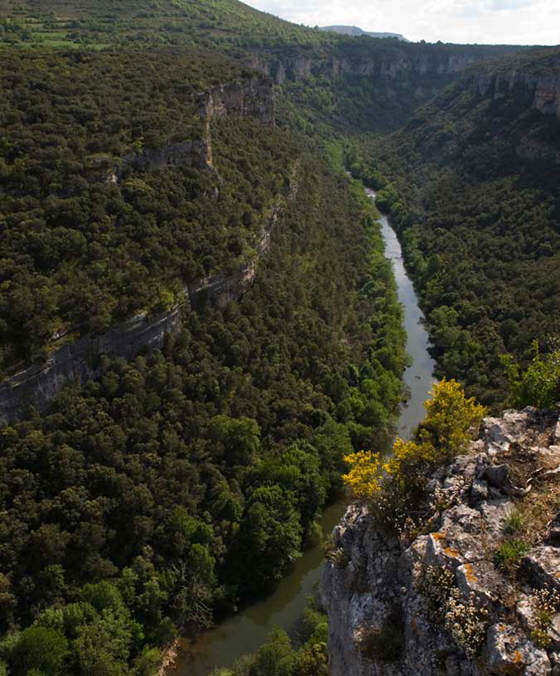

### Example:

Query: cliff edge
xmin=322 ymin=407 xmax=560 ymax=675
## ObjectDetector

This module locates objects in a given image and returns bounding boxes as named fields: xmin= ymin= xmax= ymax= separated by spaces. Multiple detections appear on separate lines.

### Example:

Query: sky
xmin=244 ymin=0 xmax=560 ymax=45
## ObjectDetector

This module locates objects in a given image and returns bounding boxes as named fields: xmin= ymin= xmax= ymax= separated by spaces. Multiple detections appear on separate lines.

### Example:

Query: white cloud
xmin=489 ymin=0 xmax=533 ymax=9
xmin=245 ymin=0 xmax=560 ymax=45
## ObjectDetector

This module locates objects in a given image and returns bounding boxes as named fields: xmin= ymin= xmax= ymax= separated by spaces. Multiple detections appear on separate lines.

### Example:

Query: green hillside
xmin=0 ymin=1 xmax=409 ymax=673
xmin=0 ymin=0 xmax=328 ymax=49
xmin=0 ymin=49 xmax=294 ymax=376
xmin=0 ymin=154 xmax=406 ymax=675
xmin=0 ymin=0 xmax=557 ymax=673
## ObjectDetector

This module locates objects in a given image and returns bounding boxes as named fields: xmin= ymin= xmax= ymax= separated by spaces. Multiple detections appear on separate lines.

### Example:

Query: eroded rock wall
xmin=322 ymin=407 xmax=560 ymax=675
xmin=472 ymin=67 xmax=560 ymax=121
xmin=119 ymin=77 xmax=274 ymax=175
xmin=0 ymin=169 xmax=294 ymax=423
xmin=249 ymin=51 xmax=486 ymax=86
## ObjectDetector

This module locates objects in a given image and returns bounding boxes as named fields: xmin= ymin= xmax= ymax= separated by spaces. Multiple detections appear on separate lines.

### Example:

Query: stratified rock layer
xmin=322 ymin=407 xmax=560 ymax=675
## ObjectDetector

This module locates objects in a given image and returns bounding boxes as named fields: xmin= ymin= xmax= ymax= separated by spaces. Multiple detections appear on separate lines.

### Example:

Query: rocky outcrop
xmin=0 ymin=309 xmax=182 ymax=423
xmin=322 ymin=407 xmax=560 ymax=675
xmin=462 ymin=55 xmax=560 ymax=163
xmin=201 ymin=78 xmax=275 ymax=126
xmin=120 ymin=139 xmax=211 ymax=175
xmin=249 ymin=50 xmax=502 ymax=87
xmin=470 ymin=57 xmax=560 ymax=122
xmin=187 ymin=202 xmax=281 ymax=310
xmin=117 ymin=77 xmax=274 ymax=176
xmin=0 ymin=164 xmax=298 ymax=423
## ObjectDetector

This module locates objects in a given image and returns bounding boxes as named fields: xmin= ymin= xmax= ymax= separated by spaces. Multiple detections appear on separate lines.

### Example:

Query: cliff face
xmin=464 ymin=52 xmax=560 ymax=163
xmin=201 ymin=78 xmax=275 ymax=125
xmin=385 ymin=49 xmax=560 ymax=168
xmin=322 ymin=407 xmax=560 ymax=675
xmin=0 ymin=309 xmax=182 ymax=423
xmin=118 ymin=77 xmax=274 ymax=175
xmin=248 ymin=47 xmax=521 ymax=132
xmin=471 ymin=67 xmax=560 ymax=122
xmin=0 ymin=164 xmax=296 ymax=423
xmin=250 ymin=51 xmax=491 ymax=86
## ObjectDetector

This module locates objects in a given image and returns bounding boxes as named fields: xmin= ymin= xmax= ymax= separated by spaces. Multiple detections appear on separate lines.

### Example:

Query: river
xmin=365 ymin=189 xmax=436 ymax=440
xmin=170 ymin=186 xmax=435 ymax=676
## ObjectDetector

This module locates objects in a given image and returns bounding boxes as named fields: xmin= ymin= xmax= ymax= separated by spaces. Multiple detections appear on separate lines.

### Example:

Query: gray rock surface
xmin=321 ymin=408 xmax=560 ymax=675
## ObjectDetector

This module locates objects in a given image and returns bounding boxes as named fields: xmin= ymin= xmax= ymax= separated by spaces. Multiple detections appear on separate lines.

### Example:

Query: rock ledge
xmin=322 ymin=407 xmax=560 ymax=675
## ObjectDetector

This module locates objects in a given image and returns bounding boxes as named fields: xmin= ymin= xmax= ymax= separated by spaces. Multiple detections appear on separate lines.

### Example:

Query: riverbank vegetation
xmin=502 ymin=341 xmax=560 ymax=409
xmin=210 ymin=598 xmax=328 ymax=676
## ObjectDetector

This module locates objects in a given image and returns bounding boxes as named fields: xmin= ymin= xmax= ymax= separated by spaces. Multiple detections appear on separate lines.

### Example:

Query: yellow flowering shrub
xmin=341 ymin=451 xmax=385 ymax=499
xmin=342 ymin=379 xmax=485 ymax=527
xmin=418 ymin=379 xmax=486 ymax=458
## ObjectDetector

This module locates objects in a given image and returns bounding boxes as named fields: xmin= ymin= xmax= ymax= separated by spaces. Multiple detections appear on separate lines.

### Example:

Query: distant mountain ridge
xmin=320 ymin=25 xmax=408 ymax=41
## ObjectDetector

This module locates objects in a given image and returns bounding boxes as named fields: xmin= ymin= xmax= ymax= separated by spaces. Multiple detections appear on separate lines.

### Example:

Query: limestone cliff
xmin=322 ymin=407 xmax=560 ymax=675
xmin=247 ymin=46 xmax=521 ymax=132
xmin=0 ymin=164 xmax=297 ymax=423
xmin=466 ymin=50 xmax=560 ymax=163
xmin=470 ymin=57 xmax=560 ymax=122
xmin=249 ymin=50 xmax=495 ymax=87
xmin=0 ymin=309 xmax=182 ymax=423
xmin=118 ymin=77 xmax=274 ymax=175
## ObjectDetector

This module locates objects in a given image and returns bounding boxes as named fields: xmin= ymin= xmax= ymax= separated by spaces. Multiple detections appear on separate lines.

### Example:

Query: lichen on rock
xmin=322 ymin=407 xmax=560 ymax=675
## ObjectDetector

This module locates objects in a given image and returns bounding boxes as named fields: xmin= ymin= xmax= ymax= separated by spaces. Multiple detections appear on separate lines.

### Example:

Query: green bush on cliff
xmin=343 ymin=379 xmax=485 ymax=531
xmin=501 ymin=340 xmax=560 ymax=408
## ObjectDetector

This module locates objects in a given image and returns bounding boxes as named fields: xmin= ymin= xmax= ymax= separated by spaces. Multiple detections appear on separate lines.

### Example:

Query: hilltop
xmin=0 ymin=0 xmax=334 ymax=49
xmin=320 ymin=25 xmax=408 ymax=41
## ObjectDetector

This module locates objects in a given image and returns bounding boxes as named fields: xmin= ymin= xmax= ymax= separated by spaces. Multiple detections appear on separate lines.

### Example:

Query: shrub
xmin=418 ymin=565 xmax=455 ymax=625
xmin=503 ymin=509 xmax=523 ymax=535
xmin=501 ymin=340 xmax=560 ymax=409
xmin=416 ymin=379 xmax=486 ymax=458
xmin=494 ymin=539 xmax=529 ymax=572
xmin=528 ymin=588 xmax=560 ymax=648
xmin=443 ymin=590 xmax=488 ymax=659
xmin=418 ymin=565 xmax=488 ymax=659
xmin=342 ymin=379 xmax=485 ymax=529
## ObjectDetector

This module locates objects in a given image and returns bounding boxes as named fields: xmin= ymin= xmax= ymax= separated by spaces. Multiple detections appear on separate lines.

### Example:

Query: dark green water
xmin=170 ymin=502 xmax=345 ymax=676
xmin=171 ymin=187 xmax=435 ymax=675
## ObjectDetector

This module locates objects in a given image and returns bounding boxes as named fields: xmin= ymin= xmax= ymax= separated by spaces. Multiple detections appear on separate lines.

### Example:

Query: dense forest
xmin=0 ymin=154 xmax=406 ymax=671
xmin=0 ymin=5 xmax=423 ymax=671
xmin=347 ymin=47 xmax=560 ymax=406
xmin=0 ymin=49 xmax=296 ymax=375
xmin=1 ymin=0 xmax=559 ymax=673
